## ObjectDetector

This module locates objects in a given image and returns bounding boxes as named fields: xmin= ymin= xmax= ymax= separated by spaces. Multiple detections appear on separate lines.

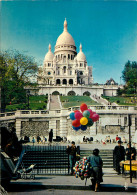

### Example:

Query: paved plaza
xmin=8 ymin=174 xmax=137 ymax=194
xmin=6 ymin=142 xmax=137 ymax=195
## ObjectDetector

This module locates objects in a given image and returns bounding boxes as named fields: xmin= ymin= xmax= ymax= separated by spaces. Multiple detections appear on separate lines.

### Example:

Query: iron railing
xmin=20 ymin=145 xmax=70 ymax=175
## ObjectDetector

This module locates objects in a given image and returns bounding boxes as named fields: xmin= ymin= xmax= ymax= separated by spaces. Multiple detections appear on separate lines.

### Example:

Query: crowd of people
xmin=66 ymin=139 xmax=136 ymax=192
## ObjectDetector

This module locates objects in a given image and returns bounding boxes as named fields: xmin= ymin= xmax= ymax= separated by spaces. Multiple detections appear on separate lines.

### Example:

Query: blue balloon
xmin=72 ymin=126 xmax=80 ymax=131
xmin=81 ymin=125 xmax=87 ymax=131
xmin=70 ymin=112 xmax=76 ymax=120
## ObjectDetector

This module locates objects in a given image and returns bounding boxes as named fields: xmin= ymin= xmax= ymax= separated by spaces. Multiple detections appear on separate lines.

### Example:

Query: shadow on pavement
xmin=7 ymin=183 xmax=136 ymax=193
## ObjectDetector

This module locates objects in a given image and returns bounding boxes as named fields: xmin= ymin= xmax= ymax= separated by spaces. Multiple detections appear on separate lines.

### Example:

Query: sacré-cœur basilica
xmin=37 ymin=19 xmax=118 ymax=97
xmin=2 ymin=19 xmax=136 ymax=143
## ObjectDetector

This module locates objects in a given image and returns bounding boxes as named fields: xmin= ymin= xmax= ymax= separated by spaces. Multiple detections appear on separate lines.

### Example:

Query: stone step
xmin=80 ymin=151 xmax=113 ymax=154
xmin=49 ymin=95 xmax=61 ymax=110
xmin=103 ymin=162 xmax=113 ymax=164
xmin=103 ymin=165 xmax=114 ymax=168
xmin=102 ymin=159 xmax=113 ymax=162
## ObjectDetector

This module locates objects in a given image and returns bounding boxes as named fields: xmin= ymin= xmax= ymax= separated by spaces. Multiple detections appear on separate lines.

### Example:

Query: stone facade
xmin=1 ymin=107 xmax=137 ymax=143
xmin=38 ymin=19 xmax=93 ymax=87
xmin=34 ymin=19 xmax=120 ymax=97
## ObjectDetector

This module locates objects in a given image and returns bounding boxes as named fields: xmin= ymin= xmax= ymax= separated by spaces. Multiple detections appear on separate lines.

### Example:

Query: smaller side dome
xmin=44 ymin=44 xmax=54 ymax=62
xmin=76 ymin=44 xmax=86 ymax=62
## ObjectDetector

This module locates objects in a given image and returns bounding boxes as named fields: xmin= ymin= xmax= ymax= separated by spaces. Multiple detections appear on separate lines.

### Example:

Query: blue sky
xmin=1 ymin=0 xmax=137 ymax=84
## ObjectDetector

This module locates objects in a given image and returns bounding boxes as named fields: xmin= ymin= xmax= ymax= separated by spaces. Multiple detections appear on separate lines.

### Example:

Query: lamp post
xmin=128 ymin=114 xmax=132 ymax=183
xmin=26 ymin=90 xmax=30 ymax=110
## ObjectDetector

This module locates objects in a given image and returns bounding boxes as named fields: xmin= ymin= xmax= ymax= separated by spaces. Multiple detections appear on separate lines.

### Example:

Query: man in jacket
xmin=66 ymin=141 xmax=77 ymax=175
xmin=113 ymin=140 xmax=125 ymax=174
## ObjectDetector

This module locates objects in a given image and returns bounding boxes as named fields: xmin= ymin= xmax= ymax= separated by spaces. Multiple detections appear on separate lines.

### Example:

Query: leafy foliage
xmin=122 ymin=60 xmax=137 ymax=94
xmin=0 ymin=50 xmax=39 ymax=112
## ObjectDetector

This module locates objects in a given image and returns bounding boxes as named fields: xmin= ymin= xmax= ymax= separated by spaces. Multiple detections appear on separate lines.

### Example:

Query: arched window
xmin=52 ymin=91 xmax=60 ymax=95
xmin=56 ymin=79 xmax=61 ymax=85
xmin=63 ymin=56 xmax=66 ymax=62
xmin=63 ymin=66 xmax=66 ymax=73
xmin=63 ymin=79 xmax=67 ymax=85
xmin=69 ymin=79 xmax=73 ymax=85
xmin=83 ymin=91 xmax=91 ymax=96
xmin=68 ymin=91 xmax=76 ymax=96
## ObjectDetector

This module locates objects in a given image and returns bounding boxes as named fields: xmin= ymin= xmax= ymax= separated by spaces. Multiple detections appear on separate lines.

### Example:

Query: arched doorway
xmin=63 ymin=79 xmax=67 ymax=85
xmin=52 ymin=91 xmax=60 ymax=95
xmin=83 ymin=91 xmax=91 ymax=96
xmin=56 ymin=79 xmax=61 ymax=85
xmin=69 ymin=79 xmax=73 ymax=85
xmin=68 ymin=91 xmax=76 ymax=96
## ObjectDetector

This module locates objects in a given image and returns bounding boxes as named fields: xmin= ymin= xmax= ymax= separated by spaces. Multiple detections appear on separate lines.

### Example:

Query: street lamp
xmin=26 ymin=90 xmax=30 ymax=110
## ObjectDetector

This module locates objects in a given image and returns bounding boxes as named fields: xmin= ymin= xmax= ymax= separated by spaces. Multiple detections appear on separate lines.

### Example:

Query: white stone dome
xmin=55 ymin=19 xmax=75 ymax=47
xmin=76 ymin=44 xmax=86 ymax=61
xmin=44 ymin=44 xmax=54 ymax=62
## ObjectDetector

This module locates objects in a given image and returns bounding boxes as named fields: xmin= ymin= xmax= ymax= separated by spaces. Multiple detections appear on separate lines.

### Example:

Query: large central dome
xmin=56 ymin=19 xmax=75 ymax=46
xmin=54 ymin=19 xmax=76 ymax=55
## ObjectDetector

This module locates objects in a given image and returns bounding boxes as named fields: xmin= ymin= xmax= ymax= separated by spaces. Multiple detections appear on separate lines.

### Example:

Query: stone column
xmin=131 ymin=115 xmax=136 ymax=137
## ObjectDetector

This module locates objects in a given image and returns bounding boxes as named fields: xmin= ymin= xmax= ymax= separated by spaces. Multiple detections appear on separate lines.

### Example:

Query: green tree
xmin=0 ymin=50 xmax=39 ymax=112
xmin=122 ymin=61 xmax=137 ymax=94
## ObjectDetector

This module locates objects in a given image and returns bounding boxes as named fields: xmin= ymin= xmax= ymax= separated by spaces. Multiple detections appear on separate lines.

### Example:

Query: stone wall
xmin=21 ymin=121 xmax=49 ymax=137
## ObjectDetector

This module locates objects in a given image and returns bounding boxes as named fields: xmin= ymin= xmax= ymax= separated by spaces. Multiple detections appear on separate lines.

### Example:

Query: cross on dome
xmin=80 ymin=43 xmax=82 ymax=51
xmin=49 ymin=44 xmax=51 ymax=51
xmin=64 ymin=18 xmax=67 ymax=32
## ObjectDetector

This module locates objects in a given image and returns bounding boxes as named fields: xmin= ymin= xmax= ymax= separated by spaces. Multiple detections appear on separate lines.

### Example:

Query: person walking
xmin=49 ymin=129 xmax=53 ymax=144
xmin=87 ymin=148 xmax=103 ymax=192
xmin=113 ymin=140 xmax=125 ymax=175
xmin=66 ymin=141 xmax=77 ymax=175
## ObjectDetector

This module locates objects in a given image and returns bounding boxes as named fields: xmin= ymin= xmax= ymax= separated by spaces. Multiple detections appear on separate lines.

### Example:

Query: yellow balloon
xmin=80 ymin=117 xmax=88 ymax=125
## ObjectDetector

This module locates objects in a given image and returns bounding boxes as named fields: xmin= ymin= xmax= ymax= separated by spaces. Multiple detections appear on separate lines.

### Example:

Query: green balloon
xmin=87 ymin=118 xmax=94 ymax=126
xmin=83 ymin=110 xmax=90 ymax=118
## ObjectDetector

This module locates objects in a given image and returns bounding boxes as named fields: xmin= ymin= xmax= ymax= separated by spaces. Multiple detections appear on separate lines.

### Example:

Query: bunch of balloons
xmin=74 ymin=157 xmax=92 ymax=180
xmin=69 ymin=103 xmax=99 ymax=131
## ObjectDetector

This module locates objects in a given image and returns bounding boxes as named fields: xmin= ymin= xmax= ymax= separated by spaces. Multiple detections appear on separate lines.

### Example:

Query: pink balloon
xmin=75 ymin=112 xmax=83 ymax=120
xmin=89 ymin=111 xmax=96 ymax=118
xmin=91 ymin=114 xmax=99 ymax=122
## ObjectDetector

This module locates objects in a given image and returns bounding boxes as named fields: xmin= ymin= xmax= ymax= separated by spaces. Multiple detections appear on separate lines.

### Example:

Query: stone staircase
xmin=49 ymin=95 xmax=61 ymax=110
xmin=91 ymin=95 xmax=118 ymax=106
xmin=80 ymin=149 xmax=113 ymax=168
xmin=80 ymin=149 xmax=117 ymax=175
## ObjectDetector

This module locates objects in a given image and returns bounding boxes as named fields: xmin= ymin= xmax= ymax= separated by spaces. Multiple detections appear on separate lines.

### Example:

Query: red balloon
xmin=91 ymin=114 xmax=99 ymax=122
xmin=80 ymin=103 xmax=88 ymax=112
xmin=72 ymin=119 xmax=81 ymax=127
xmin=74 ymin=110 xmax=80 ymax=113
xmin=75 ymin=112 xmax=83 ymax=120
